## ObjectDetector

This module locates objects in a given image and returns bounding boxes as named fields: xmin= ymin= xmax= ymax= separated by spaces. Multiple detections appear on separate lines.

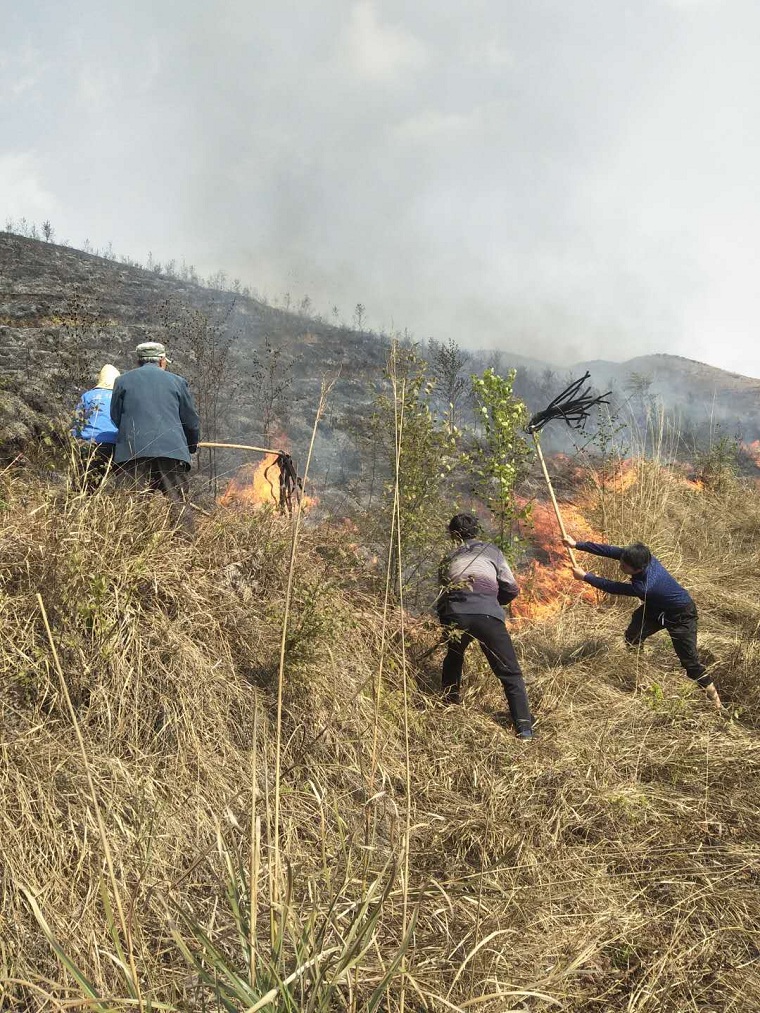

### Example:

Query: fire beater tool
xmin=526 ymin=372 xmax=610 ymax=566
xmin=197 ymin=441 xmax=301 ymax=513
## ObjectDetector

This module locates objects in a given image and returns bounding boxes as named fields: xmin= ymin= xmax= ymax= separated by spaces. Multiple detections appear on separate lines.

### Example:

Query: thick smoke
xmin=3 ymin=0 xmax=760 ymax=374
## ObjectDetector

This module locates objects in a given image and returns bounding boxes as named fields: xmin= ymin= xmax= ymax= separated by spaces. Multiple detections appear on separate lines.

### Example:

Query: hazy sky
xmin=2 ymin=0 xmax=760 ymax=375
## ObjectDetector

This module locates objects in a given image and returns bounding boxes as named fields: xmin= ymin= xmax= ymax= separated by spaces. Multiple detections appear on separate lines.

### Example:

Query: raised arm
xmin=582 ymin=572 xmax=639 ymax=596
xmin=574 ymin=540 xmax=623 ymax=560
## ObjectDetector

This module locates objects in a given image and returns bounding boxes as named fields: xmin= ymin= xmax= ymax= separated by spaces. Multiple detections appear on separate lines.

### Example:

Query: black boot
xmin=514 ymin=717 xmax=534 ymax=740
xmin=442 ymin=683 xmax=461 ymax=705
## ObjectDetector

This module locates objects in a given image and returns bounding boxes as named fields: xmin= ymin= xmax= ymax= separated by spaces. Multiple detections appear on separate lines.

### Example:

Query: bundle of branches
xmin=265 ymin=452 xmax=300 ymax=514
xmin=527 ymin=372 xmax=610 ymax=564
xmin=200 ymin=441 xmax=301 ymax=513
xmin=527 ymin=371 xmax=610 ymax=434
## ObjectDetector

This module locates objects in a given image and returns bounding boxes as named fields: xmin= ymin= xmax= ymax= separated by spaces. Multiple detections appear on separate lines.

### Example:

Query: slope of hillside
xmin=578 ymin=353 xmax=760 ymax=434
xmin=6 ymin=232 xmax=760 ymax=469
xmin=1 ymin=455 xmax=759 ymax=1011
xmin=0 ymin=231 xmax=390 ymax=468
xmin=0 ymin=231 xmax=364 ymax=367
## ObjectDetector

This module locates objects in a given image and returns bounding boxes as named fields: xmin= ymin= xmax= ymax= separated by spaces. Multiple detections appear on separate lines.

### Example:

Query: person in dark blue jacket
xmin=564 ymin=536 xmax=721 ymax=709
xmin=110 ymin=342 xmax=200 ymax=517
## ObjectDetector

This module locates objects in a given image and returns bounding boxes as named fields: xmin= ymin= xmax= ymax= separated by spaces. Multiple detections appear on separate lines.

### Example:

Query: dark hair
xmin=620 ymin=542 xmax=651 ymax=572
xmin=448 ymin=514 xmax=480 ymax=540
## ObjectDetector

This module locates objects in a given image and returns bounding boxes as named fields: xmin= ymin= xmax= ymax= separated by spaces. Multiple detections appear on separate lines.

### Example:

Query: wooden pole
xmin=198 ymin=441 xmax=281 ymax=456
xmin=531 ymin=432 xmax=579 ymax=567
xmin=186 ymin=501 xmax=213 ymax=517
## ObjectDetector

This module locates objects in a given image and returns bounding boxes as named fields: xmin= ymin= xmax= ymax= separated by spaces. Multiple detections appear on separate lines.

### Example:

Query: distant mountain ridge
xmin=579 ymin=352 xmax=760 ymax=391
xmin=574 ymin=353 xmax=760 ymax=436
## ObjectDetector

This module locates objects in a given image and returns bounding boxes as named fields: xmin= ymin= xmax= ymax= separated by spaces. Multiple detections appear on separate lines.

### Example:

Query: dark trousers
xmin=624 ymin=604 xmax=710 ymax=687
xmin=77 ymin=442 xmax=115 ymax=492
xmin=441 ymin=614 xmax=532 ymax=727
xmin=118 ymin=457 xmax=193 ymax=529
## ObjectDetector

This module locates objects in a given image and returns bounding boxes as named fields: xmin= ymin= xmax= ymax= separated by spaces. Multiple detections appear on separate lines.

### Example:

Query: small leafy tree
xmin=206 ymin=269 xmax=228 ymax=291
xmin=624 ymin=371 xmax=659 ymax=450
xmin=583 ymin=401 xmax=629 ymax=536
xmin=693 ymin=428 xmax=740 ymax=491
xmin=368 ymin=343 xmax=459 ymax=601
xmin=47 ymin=286 xmax=106 ymax=405
xmin=467 ymin=368 xmax=532 ymax=555
xmin=427 ymin=337 xmax=471 ymax=430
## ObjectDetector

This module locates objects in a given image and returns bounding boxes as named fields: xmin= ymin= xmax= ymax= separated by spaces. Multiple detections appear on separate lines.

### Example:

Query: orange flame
xmin=587 ymin=458 xmax=639 ymax=494
xmin=742 ymin=440 xmax=760 ymax=470
xmin=220 ymin=454 xmax=281 ymax=510
xmin=609 ymin=458 xmax=639 ymax=493
xmin=512 ymin=497 xmax=600 ymax=624
xmin=511 ymin=456 xmax=643 ymax=624
xmin=219 ymin=430 xmax=317 ymax=513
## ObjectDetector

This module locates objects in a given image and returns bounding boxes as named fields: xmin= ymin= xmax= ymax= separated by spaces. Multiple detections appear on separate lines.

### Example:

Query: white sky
xmin=2 ymin=0 xmax=759 ymax=375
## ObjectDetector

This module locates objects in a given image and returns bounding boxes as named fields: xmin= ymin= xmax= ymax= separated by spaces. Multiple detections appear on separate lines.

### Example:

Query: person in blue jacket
xmin=71 ymin=364 xmax=120 ymax=485
xmin=565 ymin=535 xmax=722 ymax=709
xmin=110 ymin=341 xmax=200 ymax=518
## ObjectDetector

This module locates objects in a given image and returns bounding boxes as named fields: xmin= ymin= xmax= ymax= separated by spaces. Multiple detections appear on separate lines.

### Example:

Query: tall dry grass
xmin=1 ymin=446 xmax=760 ymax=1011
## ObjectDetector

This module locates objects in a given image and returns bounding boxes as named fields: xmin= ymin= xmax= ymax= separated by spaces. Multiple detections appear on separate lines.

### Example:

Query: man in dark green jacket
xmin=110 ymin=342 xmax=200 ymax=514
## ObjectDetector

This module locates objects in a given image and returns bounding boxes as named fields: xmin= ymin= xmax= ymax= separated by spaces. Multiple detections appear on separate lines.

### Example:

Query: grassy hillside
xmin=1 ymin=449 xmax=760 ymax=1011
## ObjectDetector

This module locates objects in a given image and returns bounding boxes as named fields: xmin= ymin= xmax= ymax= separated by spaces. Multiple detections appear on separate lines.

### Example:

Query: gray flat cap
xmin=135 ymin=341 xmax=171 ymax=364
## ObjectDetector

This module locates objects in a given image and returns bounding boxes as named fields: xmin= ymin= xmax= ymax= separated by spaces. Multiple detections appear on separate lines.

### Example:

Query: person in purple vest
xmin=565 ymin=535 xmax=722 ymax=709
xmin=436 ymin=514 xmax=533 ymax=738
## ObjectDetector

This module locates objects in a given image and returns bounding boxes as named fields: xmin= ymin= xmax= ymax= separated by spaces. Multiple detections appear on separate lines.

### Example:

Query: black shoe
xmin=515 ymin=718 xmax=534 ymax=740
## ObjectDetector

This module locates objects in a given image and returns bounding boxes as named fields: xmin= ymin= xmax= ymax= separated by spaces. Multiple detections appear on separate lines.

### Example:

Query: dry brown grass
xmin=1 ymin=454 xmax=760 ymax=1012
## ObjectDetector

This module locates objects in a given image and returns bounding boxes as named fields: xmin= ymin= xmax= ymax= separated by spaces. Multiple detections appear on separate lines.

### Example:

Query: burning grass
xmin=219 ymin=452 xmax=282 ymax=508
xmin=512 ymin=460 xmax=656 ymax=625
xmin=1 ymin=456 xmax=760 ymax=1011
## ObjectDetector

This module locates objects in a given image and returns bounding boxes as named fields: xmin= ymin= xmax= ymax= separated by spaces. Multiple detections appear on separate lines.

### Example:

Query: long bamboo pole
xmin=198 ymin=441 xmax=281 ymax=455
xmin=531 ymin=432 xmax=578 ymax=568
xmin=272 ymin=382 xmax=330 ymax=911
